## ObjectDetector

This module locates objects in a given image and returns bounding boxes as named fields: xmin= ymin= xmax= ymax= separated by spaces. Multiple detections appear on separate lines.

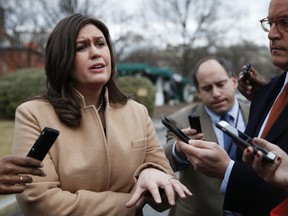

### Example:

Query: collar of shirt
xmin=204 ymin=99 xmax=240 ymax=127
xmin=285 ymin=72 xmax=288 ymax=85
xmin=204 ymin=99 xmax=240 ymax=148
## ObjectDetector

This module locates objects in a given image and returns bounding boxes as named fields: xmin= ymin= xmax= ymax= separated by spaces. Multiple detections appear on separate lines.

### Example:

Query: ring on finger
xmin=167 ymin=176 xmax=176 ymax=182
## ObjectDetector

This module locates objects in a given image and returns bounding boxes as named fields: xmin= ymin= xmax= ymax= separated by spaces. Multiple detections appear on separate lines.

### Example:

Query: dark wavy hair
xmin=192 ymin=57 xmax=235 ymax=91
xmin=43 ymin=14 xmax=128 ymax=127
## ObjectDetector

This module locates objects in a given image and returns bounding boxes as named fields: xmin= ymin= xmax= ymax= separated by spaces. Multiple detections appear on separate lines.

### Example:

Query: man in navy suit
xmin=175 ymin=0 xmax=288 ymax=215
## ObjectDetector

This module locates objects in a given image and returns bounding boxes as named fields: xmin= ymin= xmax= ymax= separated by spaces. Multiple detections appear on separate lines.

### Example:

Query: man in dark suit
xmin=176 ymin=0 xmax=288 ymax=215
xmin=164 ymin=57 xmax=250 ymax=216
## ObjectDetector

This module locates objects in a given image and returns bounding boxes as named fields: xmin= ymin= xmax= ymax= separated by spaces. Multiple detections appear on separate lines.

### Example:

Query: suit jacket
xmin=12 ymin=89 xmax=175 ymax=216
xmin=164 ymin=100 xmax=250 ymax=216
xmin=224 ymin=72 xmax=288 ymax=216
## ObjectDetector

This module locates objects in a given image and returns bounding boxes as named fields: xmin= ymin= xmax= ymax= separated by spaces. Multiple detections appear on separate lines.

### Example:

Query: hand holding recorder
xmin=0 ymin=156 xmax=45 ymax=195
xmin=161 ymin=115 xmax=190 ymax=143
xmin=242 ymin=138 xmax=288 ymax=190
xmin=238 ymin=64 xmax=267 ymax=101
xmin=161 ymin=114 xmax=204 ymax=142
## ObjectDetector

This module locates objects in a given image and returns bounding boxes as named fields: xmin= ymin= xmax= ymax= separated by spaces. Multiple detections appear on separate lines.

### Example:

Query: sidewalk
xmin=152 ymin=102 xmax=188 ymax=120
xmin=0 ymin=195 xmax=19 ymax=215
xmin=152 ymin=102 xmax=189 ymax=130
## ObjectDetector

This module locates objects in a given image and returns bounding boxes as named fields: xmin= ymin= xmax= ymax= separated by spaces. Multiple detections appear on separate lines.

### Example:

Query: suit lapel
xmin=193 ymin=104 xmax=218 ymax=143
xmin=265 ymin=104 xmax=288 ymax=142
xmin=245 ymin=73 xmax=286 ymax=137
xmin=239 ymin=102 xmax=250 ymax=124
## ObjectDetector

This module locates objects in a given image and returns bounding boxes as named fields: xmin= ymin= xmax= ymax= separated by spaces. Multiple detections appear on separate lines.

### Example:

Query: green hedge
xmin=0 ymin=69 xmax=156 ymax=119
xmin=116 ymin=76 xmax=155 ymax=117
xmin=0 ymin=68 xmax=46 ymax=119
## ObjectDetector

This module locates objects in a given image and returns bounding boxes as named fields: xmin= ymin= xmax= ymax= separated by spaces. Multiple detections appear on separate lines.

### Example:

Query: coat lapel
xmin=192 ymin=104 xmax=218 ymax=143
xmin=245 ymin=72 xmax=287 ymax=138
xmin=265 ymin=104 xmax=288 ymax=142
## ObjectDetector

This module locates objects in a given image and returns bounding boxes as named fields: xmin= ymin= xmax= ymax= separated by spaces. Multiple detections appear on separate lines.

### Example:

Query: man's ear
xmin=231 ymin=76 xmax=238 ymax=88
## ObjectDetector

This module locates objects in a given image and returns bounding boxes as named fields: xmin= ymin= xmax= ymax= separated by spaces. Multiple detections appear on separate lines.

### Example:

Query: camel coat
xmin=12 ymin=90 xmax=174 ymax=216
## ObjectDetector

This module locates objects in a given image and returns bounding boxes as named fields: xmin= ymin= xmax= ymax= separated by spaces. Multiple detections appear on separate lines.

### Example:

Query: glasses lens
xmin=278 ymin=19 xmax=288 ymax=32
xmin=261 ymin=19 xmax=270 ymax=32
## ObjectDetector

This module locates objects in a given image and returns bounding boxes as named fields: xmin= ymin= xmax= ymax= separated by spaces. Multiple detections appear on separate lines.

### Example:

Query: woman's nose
xmin=90 ymin=45 xmax=100 ymax=59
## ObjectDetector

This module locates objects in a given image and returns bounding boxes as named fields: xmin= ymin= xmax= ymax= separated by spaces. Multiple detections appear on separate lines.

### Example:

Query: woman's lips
xmin=89 ymin=63 xmax=105 ymax=73
xmin=89 ymin=63 xmax=104 ymax=69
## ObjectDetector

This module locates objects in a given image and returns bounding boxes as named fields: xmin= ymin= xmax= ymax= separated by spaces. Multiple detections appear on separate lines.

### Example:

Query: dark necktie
xmin=221 ymin=114 xmax=239 ymax=216
xmin=221 ymin=114 xmax=236 ymax=160
xmin=261 ymin=83 xmax=288 ymax=138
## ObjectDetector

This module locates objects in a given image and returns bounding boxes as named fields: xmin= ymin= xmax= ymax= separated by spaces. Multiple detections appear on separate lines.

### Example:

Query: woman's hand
xmin=242 ymin=138 xmax=288 ymax=190
xmin=125 ymin=168 xmax=192 ymax=209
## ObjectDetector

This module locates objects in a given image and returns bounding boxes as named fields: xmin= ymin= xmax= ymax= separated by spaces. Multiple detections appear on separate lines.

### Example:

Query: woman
xmin=12 ymin=14 xmax=191 ymax=216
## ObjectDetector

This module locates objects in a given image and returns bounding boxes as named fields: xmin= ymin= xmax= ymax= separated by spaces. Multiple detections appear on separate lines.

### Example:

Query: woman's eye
xmin=95 ymin=41 xmax=106 ymax=47
xmin=76 ymin=44 xmax=86 ymax=51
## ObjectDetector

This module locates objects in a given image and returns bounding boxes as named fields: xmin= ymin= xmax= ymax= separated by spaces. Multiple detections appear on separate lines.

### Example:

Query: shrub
xmin=0 ymin=68 xmax=46 ymax=119
xmin=116 ymin=76 xmax=155 ymax=117
xmin=0 ymin=70 xmax=156 ymax=119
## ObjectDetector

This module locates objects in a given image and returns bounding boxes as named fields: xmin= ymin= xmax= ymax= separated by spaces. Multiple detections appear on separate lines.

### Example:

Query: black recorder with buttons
xmin=27 ymin=127 xmax=60 ymax=161
xmin=161 ymin=115 xmax=190 ymax=144
xmin=216 ymin=120 xmax=276 ymax=162
xmin=242 ymin=63 xmax=252 ymax=81
xmin=188 ymin=113 xmax=202 ymax=133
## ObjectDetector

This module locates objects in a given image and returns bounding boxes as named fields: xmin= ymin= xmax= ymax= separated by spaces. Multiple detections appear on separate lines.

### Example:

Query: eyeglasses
xmin=260 ymin=17 xmax=288 ymax=33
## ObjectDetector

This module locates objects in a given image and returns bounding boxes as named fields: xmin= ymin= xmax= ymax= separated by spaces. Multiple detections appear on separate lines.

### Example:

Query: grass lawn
xmin=0 ymin=120 xmax=15 ymax=158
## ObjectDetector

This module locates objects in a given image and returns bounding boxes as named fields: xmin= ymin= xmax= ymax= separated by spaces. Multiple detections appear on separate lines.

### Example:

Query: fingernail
xmin=169 ymin=199 xmax=175 ymax=205
xmin=246 ymin=148 xmax=250 ymax=153
xmin=277 ymin=156 xmax=282 ymax=161
xmin=256 ymin=153 xmax=260 ymax=158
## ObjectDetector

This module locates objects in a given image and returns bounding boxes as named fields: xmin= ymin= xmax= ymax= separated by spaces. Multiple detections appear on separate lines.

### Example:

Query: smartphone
xmin=216 ymin=120 xmax=276 ymax=162
xmin=242 ymin=63 xmax=252 ymax=81
xmin=27 ymin=127 xmax=60 ymax=161
xmin=161 ymin=115 xmax=190 ymax=143
xmin=188 ymin=113 xmax=202 ymax=133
